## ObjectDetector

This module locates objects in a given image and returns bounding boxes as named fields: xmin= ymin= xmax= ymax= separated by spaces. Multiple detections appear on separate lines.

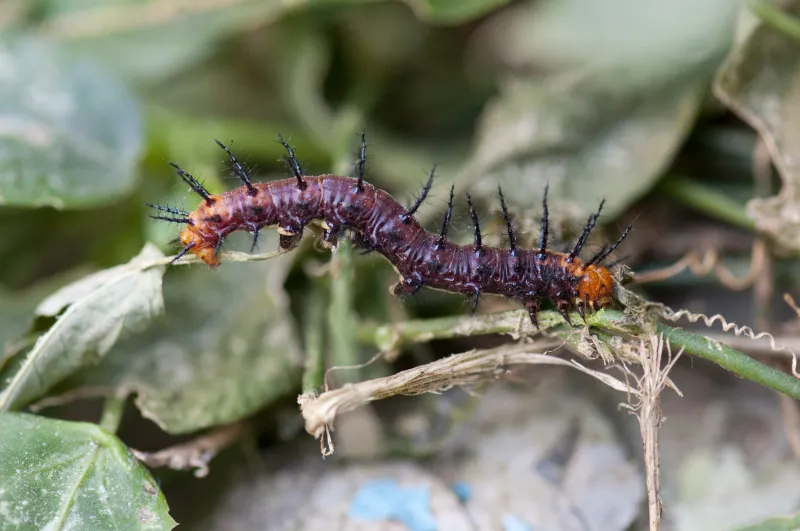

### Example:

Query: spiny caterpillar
xmin=148 ymin=132 xmax=632 ymax=327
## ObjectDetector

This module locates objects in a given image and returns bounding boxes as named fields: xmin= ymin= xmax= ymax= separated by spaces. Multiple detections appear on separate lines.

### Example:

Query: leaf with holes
xmin=0 ymin=412 xmax=175 ymax=530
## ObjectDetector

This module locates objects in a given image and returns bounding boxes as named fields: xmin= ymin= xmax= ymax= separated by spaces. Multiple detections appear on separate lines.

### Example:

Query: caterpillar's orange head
xmin=576 ymin=264 xmax=614 ymax=310
xmin=178 ymin=226 xmax=220 ymax=268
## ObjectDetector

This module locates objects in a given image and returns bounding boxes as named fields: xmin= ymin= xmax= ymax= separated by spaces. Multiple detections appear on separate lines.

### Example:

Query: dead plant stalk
xmin=298 ymin=342 xmax=640 ymax=455
xmin=622 ymin=335 xmax=684 ymax=531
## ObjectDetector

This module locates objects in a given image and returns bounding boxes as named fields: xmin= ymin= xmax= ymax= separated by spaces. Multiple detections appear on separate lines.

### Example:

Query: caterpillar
xmin=148 ymin=132 xmax=632 ymax=327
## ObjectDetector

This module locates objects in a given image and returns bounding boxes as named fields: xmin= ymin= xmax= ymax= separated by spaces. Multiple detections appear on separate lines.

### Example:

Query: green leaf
xmin=459 ymin=0 xmax=738 ymax=218
xmin=461 ymin=75 xmax=708 ymax=218
xmin=39 ymin=0 xmax=283 ymax=83
xmin=39 ymin=0 xmax=377 ymax=84
xmin=72 ymin=243 xmax=303 ymax=434
xmin=734 ymin=509 xmax=800 ymax=531
xmin=714 ymin=0 xmax=800 ymax=252
xmin=0 ymin=412 xmax=175 ymax=531
xmin=405 ymin=0 xmax=513 ymax=23
xmin=0 ymin=272 xmax=91 ymax=374
xmin=0 ymin=288 xmax=44 ymax=362
xmin=482 ymin=0 xmax=739 ymax=76
xmin=0 ymin=244 xmax=166 ymax=411
xmin=0 ymin=37 xmax=143 ymax=208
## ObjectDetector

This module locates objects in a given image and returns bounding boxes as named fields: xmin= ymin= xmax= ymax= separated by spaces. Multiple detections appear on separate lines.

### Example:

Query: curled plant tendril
xmin=662 ymin=308 xmax=800 ymax=378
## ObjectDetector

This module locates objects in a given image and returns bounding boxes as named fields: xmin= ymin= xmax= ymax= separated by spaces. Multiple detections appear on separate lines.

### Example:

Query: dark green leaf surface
xmin=41 ymin=0 xmax=385 ymax=83
xmin=460 ymin=0 xmax=738 ymax=217
xmin=735 ymin=509 xmax=800 ymax=531
xmin=462 ymin=76 xmax=707 ymax=218
xmin=0 ymin=244 xmax=166 ymax=411
xmin=406 ymin=0 xmax=513 ymax=23
xmin=0 ymin=412 xmax=175 ymax=531
xmin=0 ymin=37 xmax=142 ymax=208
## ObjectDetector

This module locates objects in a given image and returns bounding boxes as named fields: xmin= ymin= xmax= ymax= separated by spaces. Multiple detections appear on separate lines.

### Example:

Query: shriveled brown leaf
xmin=715 ymin=1 xmax=800 ymax=252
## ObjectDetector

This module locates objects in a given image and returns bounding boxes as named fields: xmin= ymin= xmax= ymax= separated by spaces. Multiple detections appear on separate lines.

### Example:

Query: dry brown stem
xmin=621 ymin=335 xmax=684 ymax=531
xmin=27 ymin=386 xmax=123 ymax=412
xmin=785 ymin=293 xmax=800 ymax=318
xmin=131 ymin=420 xmax=248 ymax=477
xmin=142 ymin=248 xmax=285 ymax=270
xmin=298 ymin=342 xmax=639 ymax=454
xmin=634 ymin=239 xmax=766 ymax=289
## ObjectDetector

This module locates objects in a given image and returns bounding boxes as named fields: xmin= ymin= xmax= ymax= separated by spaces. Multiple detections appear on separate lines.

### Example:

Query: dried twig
xmin=27 ymin=386 xmax=123 ymax=412
xmin=785 ymin=293 xmax=800 ymax=318
xmin=621 ymin=335 xmax=684 ymax=531
xmin=634 ymin=240 xmax=766 ymax=289
xmin=298 ymin=342 xmax=639 ymax=454
xmin=142 ymin=248 xmax=286 ymax=271
xmin=131 ymin=420 xmax=248 ymax=478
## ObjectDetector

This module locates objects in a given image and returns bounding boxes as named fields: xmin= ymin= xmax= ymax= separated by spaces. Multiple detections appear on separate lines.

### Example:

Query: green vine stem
xmin=749 ymin=0 xmax=800 ymax=44
xmin=357 ymin=308 xmax=800 ymax=401
xmin=327 ymin=240 xmax=359 ymax=368
xmin=356 ymin=308 xmax=629 ymax=352
xmin=301 ymin=295 xmax=327 ymax=394
xmin=657 ymin=177 xmax=755 ymax=231
xmin=99 ymin=396 xmax=126 ymax=434
xmin=654 ymin=323 xmax=800 ymax=400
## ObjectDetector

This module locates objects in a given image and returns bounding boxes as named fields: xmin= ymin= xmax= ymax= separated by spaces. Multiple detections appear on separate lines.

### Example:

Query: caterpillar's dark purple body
xmin=150 ymin=135 xmax=632 ymax=327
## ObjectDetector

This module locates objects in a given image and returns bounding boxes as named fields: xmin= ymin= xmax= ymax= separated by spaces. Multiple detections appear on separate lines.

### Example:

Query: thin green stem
xmin=749 ymin=1 xmax=800 ymax=44
xmin=302 ymin=296 xmax=326 ymax=394
xmin=658 ymin=177 xmax=755 ymax=231
xmin=656 ymin=322 xmax=800 ymax=400
xmin=99 ymin=396 xmax=125 ymax=434
xmin=357 ymin=308 xmax=630 ymax=353
xmin=357 ymin=308 xmax=800 ymax=401
xmin=327 ymin=240 xmax=358 ymax=368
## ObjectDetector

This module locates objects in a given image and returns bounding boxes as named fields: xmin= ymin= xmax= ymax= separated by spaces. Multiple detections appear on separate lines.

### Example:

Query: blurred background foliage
xmin=2 ymin=0 xmax=800 ymax=529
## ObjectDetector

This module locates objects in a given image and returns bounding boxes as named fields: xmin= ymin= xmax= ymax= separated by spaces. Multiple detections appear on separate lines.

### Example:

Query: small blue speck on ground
xmin=502 ymin=514 xmax=533 ymax=531
xmin=450 ymin=481 xmax=472 ymax=503
xmin=349 ymin=478 xmax=437 ymax=531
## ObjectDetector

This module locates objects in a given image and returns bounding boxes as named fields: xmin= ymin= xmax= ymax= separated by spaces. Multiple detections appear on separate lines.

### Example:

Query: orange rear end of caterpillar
xmin=576 ymin=264 xmax=614 ymax=310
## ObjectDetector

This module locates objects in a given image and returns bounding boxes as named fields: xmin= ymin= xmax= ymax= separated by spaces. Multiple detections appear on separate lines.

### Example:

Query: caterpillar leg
xmin=249 ymin=225 xmax=260 ymax=253
xmin=556 ymin=300 xmax=573 ymax=326
xmin=351 ymin=232 xmax=376 ymax=256
xmin=576 ymin=301 xmax=587 ymax=323
xmin=524 ymin=299 xmax=540 ymax=329
xmin=471 ymin=288 xmax=481 ymax=314
xmin=320 ymin=220 xmax=340 ymax=247
xmin=391 ymin=276 xmax=423 ymax=298
xmin=277 ymin=225 xmax=303 ymax=251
